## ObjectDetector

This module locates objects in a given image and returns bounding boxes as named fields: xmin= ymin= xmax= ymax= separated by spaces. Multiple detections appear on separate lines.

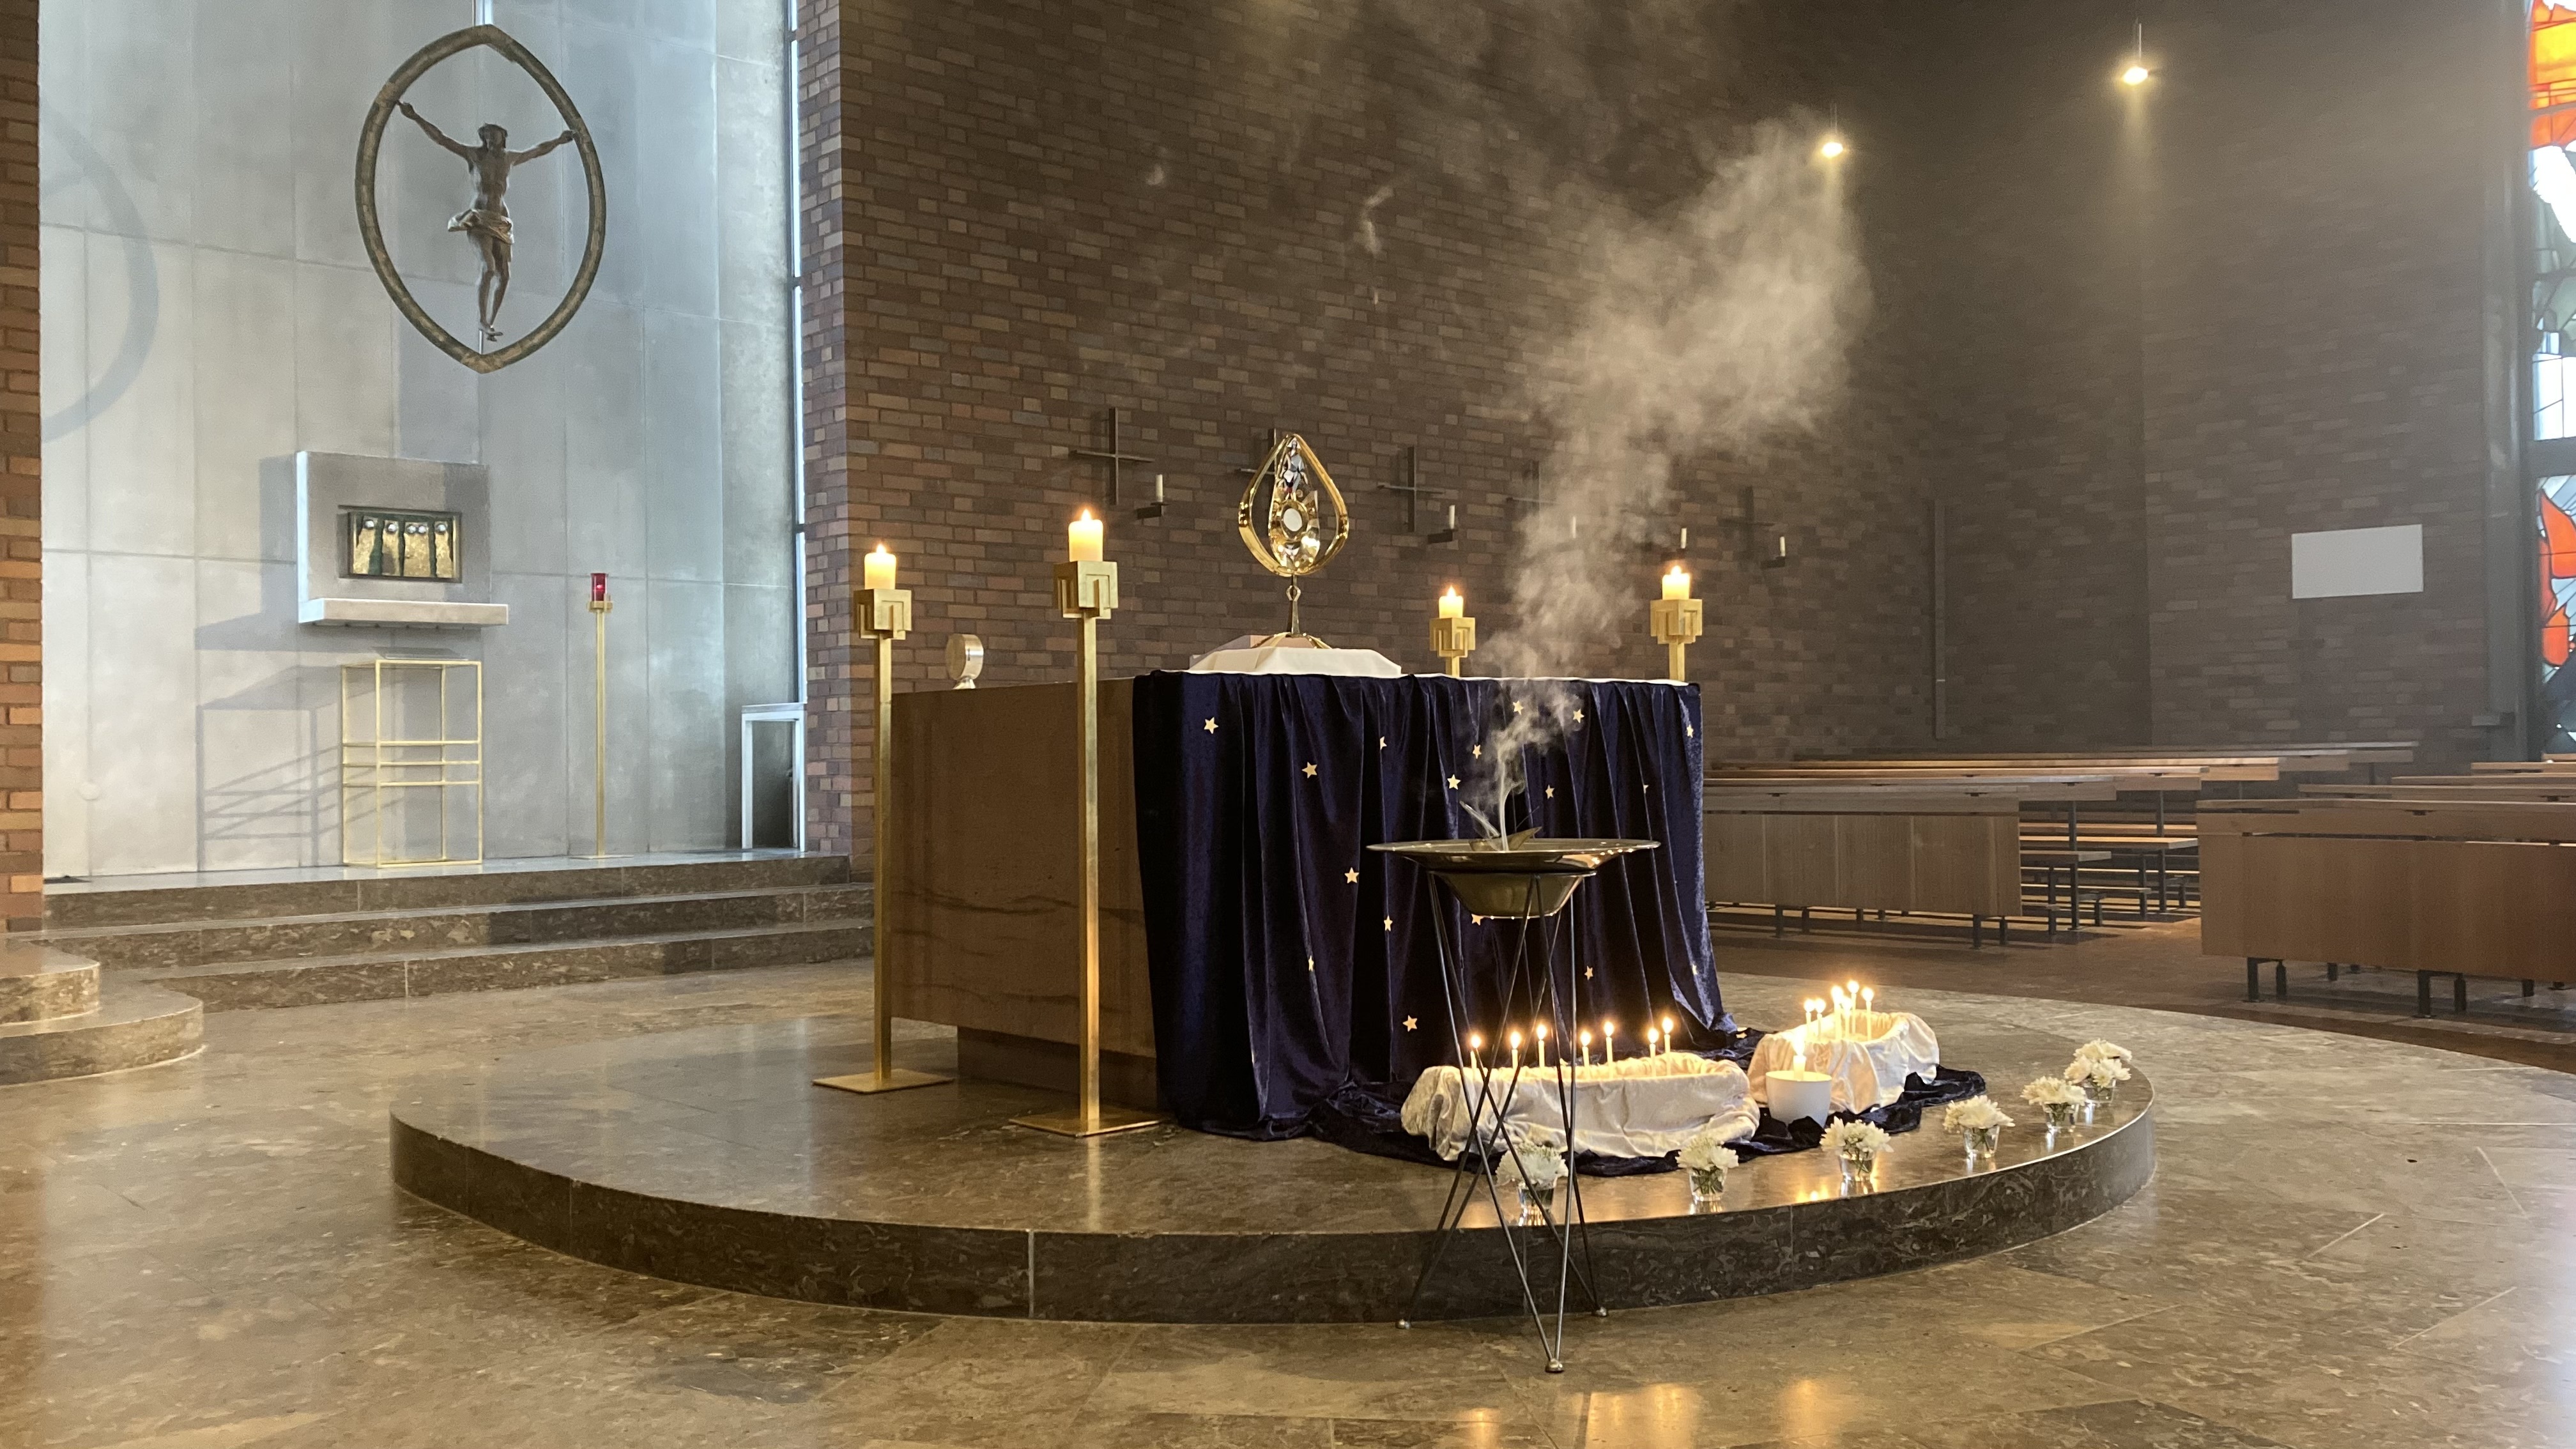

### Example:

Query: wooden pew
xmin=1703 ymin=772 xmax=2127 ymax=946
xmin=2200 ymin=797 xmax=2576 ymax=1015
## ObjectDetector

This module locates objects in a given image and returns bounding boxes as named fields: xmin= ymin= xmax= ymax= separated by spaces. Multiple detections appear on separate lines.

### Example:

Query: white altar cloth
xmin=1400 ymin=1053 xmax=1758 ymax=1161
xmin=1745 ymin=1011 xmax=1940 ymax=1113
xmin=1187 ymin=640 xmax=1403 ymax=677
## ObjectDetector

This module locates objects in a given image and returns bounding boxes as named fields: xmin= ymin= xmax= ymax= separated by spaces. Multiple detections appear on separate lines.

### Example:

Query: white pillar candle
xmin=1533 ymin=1021 xmax=1548 ymax=1071
xmin=1662 ymin=566 xmax=1690 ymax=601
xmin=1068 ymin=509 xmax=1104 ymax=562
xmin=863 ymin=544 xmax=898 ymax=591
xmin=1438 ymin=586 xmax=1464 ymax=619
xmin=1577 ymin=1029 xmax=1592 ymax=1068
xmin=1601 ymin=1021 xmax=1616 ymax=1065
xmin=1508 ymin=1030 xmax=1522 ymax=1071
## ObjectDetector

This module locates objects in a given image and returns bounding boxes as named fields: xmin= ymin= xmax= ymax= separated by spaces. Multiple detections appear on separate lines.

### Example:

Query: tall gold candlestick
xmin=1016 ymin=520 xmax=1166 ymax=1137
xmin=818 ymin=549 xmax=951 ymax=1096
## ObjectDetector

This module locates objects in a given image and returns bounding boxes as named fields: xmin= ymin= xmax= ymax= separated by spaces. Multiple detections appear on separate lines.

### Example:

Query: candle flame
xmin=1508 ymin=1030 xmax=1523 ymax=1048
xmin=1078 ymin=508 xmax=1095 ymax=523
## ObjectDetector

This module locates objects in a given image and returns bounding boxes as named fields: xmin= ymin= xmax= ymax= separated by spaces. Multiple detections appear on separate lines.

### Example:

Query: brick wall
xmin=0 ymin=0 xmax=33 ymax=932
xmin=1925 ymin=0 xmax=2518 ymax=766
xmin=799 ymin=0 xmax=1945 ymax=859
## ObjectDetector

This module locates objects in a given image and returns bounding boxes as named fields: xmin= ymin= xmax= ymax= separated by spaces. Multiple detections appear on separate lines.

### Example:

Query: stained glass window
xmin=2535 ymin=8 xmax=2576 ymax=745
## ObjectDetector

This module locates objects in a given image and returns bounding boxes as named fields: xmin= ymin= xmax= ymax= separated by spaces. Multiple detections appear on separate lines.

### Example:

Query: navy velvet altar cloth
xmin=1131 ymin=671 xmax=1728 ymax=1140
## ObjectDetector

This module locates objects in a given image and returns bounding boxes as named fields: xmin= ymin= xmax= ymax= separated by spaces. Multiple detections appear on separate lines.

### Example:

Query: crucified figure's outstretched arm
xmin=509 ymin=130 xmax=578 ymax=167
xmin=397 ymin=101 xmax=473 ymax=159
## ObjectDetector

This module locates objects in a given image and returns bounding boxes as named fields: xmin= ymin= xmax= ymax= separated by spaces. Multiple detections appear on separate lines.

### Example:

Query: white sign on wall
xmin=2290 ymin=524 xmax=2423 ymax=600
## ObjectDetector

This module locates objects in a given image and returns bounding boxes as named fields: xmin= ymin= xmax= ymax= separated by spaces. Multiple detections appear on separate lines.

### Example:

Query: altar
xmin=880 ymin=671 xmax=1723 ymax=1135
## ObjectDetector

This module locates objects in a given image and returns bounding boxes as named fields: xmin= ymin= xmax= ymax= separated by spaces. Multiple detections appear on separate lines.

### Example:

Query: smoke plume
xmin=1483 ymin=120 xmax=1867 ymax=680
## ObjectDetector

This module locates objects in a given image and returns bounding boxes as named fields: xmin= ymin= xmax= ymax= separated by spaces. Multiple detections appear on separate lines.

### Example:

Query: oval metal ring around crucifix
xmin=355 ymin=25 xmax=607 ymax=374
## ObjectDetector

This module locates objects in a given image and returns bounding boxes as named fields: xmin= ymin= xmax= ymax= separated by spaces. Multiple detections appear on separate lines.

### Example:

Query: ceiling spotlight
xmin=2121 ymin=63 xmax=2150 ymax=86
xmin=1819 ymin=137 xmax=1846 ymax=158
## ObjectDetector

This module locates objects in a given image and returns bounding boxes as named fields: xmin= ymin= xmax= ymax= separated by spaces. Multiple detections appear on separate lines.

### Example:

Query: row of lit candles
xmin=1437 ymin=566 xmax=1694 ymax=623
xmin=864 ymin=518 xmax=1697 ymax=609
xmin=1800 ymin=980 xmax=1878 ymax=1039
xmin=860 ymin=511 xmax=1110 ymax=592
xmin=1462 ymin=1015 xmax=1683 ymax=1072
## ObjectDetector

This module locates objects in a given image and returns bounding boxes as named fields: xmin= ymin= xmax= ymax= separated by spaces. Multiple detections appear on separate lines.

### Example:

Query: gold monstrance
xmin=1237 ymin=433 xmax=1351 ymax=645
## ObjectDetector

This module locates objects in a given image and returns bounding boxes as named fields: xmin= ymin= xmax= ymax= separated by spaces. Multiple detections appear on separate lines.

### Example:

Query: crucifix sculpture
xmin=396 ymin=101 xmax=575 ymax=343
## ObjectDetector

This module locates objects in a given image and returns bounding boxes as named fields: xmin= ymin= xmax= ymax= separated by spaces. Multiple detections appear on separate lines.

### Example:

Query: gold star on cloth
xmin=1584 ymin=967 xmax=1594 ymax=979
xmin=1445 ymin=775 xmax=1460 ymax=790
xmin=1471 ymin=744 xmax=1483 ymax=758
xmin=1303 ymin=762 xmax=1317 ymax=778
xmin=1378 ymin=735 xmax=1387 ymax=749
xmin=1383 ymin=916 xmax=1393 ymax=930
xmin=1307 ymin=956 xmax=1315 ymax=972
xmin=1685 ymin=724 xmax=1696 ymax=738
xmin=1511 ymin=701 xmax=1524 ymax=715
xmin=1574 ymin=710 xmax=1585 ymax=724
xmin=1544 ymin=786 xmax=1555 ymax=799
xmin=1203 ymin=718 xmax=1217 ymax=733
xmin=1344 ymin=868 xmax=1359 ymax=884
xmin=1469 ymin=914 xmax=1483 ymax=925
xmin=1402 ymin=1016 xmax=1418 ymax=1031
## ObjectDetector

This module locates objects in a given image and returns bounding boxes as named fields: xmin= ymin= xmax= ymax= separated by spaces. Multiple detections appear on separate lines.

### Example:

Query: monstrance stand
xmin=817 ymin=569 xmax=951 ymax=1094
xmin=1236 ymin=432 xmax=1351 ymax=646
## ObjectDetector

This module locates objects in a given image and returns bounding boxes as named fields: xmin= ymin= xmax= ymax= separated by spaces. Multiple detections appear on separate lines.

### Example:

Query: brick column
xmin=796 ymin=0 xmax=861 ymax=863
xmin=0 ymin=0 xmax=36 ymax=933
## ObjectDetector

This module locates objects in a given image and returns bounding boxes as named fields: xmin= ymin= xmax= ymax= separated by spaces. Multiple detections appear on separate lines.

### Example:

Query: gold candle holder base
xmin=1008 ymin=1102 xmax=1167 ymax=1138
xmin=1430 ymin=613 xmax=1476 ymax=678
xmin=822 ymin=582 xmax=950 ymax=1098
xmin=1648 ymin=597 xmax=1704 ymax=682
xmin=818 ymin=1066 xmax=954 ymax=1095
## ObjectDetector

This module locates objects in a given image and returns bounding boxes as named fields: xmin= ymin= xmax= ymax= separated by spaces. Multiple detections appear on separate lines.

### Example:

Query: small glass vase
xmin=1687 ymin=1167 xmax=1727 ymax=1204
xmin=1839 ymin=1150 xmax=1877 ymax=1187
xmin=1517 ymin=1177 xmax=1559 ymax=1223
xmin=1962 ymin=1124 xmax=2002 ymax=1161
xmin=2083 ymin=1079 xmax=2115 ymax=1114
xmin=2043 ymin=1101 xmax=2080 ymax=1133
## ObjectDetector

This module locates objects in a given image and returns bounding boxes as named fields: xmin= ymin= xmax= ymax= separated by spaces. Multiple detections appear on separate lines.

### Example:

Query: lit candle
xmin=1438 ymin=586 xmax=1464 ymax=620
xmin=1601 ymin=1020 xmax=1616 ymax=1065
xmin=1662 ymin=565 xmax=1690 ymax=601
xmin=863 ymin=543 xmax=898 ymax=591
xmin=1644 ymin=1027 xmax=1660 ymax=1056
xmin=1468 ymin=1031 xmax=1483 ymax=1073
xmin=1068 ymin=509 xmax=1105 ymax=562
xmin=1860 ymin=987 xmax=1874 ymax=1023
xmin=1508 ymin=1029 xmax=1523 ymax=1072
xmin=1661 ymin=1014 xmax=1676 ymax=1053
xmin=1533 ymin=1021 xmax=1549 ymax=1071
xmin=1577 ymin=1029 xmax=1593 ymax=1067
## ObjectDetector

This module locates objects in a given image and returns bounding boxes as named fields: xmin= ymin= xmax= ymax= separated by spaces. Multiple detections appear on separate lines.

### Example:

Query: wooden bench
xmin=2200 ymin=797 xmax=2576 ymax=1015
xmin=1703 ymin=772 xmax=2133 ymax=947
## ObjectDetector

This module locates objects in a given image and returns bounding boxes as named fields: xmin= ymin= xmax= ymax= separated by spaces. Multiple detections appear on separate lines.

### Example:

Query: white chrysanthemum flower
xmin=1942 ymin=1096 xmax=2015 ymax=1133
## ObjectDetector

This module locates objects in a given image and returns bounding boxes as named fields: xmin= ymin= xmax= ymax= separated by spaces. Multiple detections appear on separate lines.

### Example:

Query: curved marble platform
xmin=391 ymin=1013 xmax=2152 ymax=1323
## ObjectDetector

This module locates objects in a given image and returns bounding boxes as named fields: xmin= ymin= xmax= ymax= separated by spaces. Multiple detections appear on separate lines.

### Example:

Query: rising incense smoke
xmin=1482 ymin=119 xmax=1867 ymax=681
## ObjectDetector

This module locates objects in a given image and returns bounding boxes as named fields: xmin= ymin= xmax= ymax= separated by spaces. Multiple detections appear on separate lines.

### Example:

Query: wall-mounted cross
xmin=1382 ymin=445 xmax=1455 ymax=533
xmin=1070 ymin=407 xmax=1154 ymax=509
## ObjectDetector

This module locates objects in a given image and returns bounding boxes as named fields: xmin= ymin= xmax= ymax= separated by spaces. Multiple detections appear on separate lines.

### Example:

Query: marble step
xmin=45 ymin=854 xmax=852 ymax=930
xmin=120 ymin=918 xmax=871 ymax=1011
xmin=0 ymin=981 xmax=203 ymax=1087
xmin=45 ymin=884 xmax=871 ymax=971
xmin=0 ymin=942 xmax=99 ymax=1025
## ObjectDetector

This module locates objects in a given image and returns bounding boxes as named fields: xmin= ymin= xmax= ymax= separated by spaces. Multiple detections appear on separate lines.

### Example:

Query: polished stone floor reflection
xmin=3 ymin=958 xmax=2573 ymax=1447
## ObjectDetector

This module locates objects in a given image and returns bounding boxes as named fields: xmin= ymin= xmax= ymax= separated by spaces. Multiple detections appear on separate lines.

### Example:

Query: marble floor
xmin=3 ymin=956 xmax=2573 ymax=1448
